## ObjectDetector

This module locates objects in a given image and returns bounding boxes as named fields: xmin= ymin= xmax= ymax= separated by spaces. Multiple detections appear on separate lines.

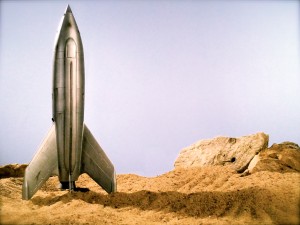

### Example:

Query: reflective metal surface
xmin=22 ymin=5 xmax=116 ymax=200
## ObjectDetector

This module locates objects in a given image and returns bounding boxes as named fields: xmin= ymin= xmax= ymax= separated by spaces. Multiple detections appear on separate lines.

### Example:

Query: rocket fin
xmin=22 ymin=125 xmax=58 ymax=200
xmin=81 ymin=124 xmax=116 ymax=193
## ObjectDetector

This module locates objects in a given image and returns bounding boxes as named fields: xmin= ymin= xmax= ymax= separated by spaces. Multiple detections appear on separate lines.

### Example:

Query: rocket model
xmin=22 ymin=5 xmax=116 ymax=200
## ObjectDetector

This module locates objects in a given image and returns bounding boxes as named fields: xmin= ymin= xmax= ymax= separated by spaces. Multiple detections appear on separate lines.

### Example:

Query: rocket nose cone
xmin=65 ymin=5 xmax=72 ymax=13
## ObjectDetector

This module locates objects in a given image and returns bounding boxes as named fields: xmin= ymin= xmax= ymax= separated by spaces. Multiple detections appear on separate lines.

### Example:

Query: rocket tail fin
xmin=81 ymin=124 xmax=116 ymax=193
xmin=22 ymin=125 xmax=58 ymax=200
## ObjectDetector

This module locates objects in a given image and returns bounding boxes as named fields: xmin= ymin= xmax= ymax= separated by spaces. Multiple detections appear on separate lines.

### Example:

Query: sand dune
xmin=0 ymin=165 xmax=299 ymax=225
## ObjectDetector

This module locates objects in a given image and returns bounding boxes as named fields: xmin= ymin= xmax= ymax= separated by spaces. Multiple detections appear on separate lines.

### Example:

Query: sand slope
xmin=0 ymin=166 xmax=299 ymax=225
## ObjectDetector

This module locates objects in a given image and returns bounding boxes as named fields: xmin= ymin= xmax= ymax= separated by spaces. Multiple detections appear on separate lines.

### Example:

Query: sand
xmin=0 ymin=166 xmax=299 ymax=225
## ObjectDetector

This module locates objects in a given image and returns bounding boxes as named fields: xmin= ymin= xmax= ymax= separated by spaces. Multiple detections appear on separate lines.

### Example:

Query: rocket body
xmin=53 ymin=6 xmax=85 ymax=182
xmin=22 ymin=6 xmax=116 ymax=200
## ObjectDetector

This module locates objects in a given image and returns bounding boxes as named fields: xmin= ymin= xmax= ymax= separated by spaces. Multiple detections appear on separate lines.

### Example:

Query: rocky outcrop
xmin=247 ymin=142 xmax=300 ymax=174
xmin=174 ymin=132 xmax=269 ymax=172
xmin=0 ymin=164 xmax=27 ymax=178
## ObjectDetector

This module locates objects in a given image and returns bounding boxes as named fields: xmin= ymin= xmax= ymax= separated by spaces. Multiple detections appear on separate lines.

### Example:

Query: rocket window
xmin=66 ymin=39 xmax=76 ymax=58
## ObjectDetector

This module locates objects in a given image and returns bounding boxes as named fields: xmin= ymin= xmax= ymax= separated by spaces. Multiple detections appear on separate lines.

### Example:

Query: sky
xmin=0 ymin=0 xmax=299 ymax=176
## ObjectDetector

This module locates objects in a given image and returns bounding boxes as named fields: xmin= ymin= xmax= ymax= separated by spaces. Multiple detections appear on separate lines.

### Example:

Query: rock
xmin=0 ymin=164 xmax=57 ymax=178
xmin=247 ymin=142 xmax=300 ymax=174
xmin=174 ymin=132 xmax=269 ymax=172
xmin=0 ymin=164 xmax=27 ymax=178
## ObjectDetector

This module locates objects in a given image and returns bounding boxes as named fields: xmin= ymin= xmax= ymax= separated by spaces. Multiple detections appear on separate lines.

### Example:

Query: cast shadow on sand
xmin=30 ymin=187 xmax=283 ymax=224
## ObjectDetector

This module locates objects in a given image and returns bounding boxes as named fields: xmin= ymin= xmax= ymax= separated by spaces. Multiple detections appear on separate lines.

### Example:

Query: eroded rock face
xmin=247 ymin=142 xmax=300 ymax=174
xmin=0 ymin=164 xmax=27 ymax=178
xmin=174 ymin=132 xmax=269 ymax=172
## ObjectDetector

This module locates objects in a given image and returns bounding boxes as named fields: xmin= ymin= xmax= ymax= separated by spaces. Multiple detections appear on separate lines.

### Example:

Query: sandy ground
xmin=0 ymin=166 xmax=299 ymax=225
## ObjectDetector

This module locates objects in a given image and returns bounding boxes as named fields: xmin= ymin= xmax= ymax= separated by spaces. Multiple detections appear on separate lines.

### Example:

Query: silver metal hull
xmin=53 ymin=5 xmax=84 ymax=182
xmin=22 ymin=5 xmax=116 ymax=200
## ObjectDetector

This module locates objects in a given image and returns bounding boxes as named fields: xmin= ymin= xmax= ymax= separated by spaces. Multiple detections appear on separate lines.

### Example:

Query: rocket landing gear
xmin=59 ymin=182 xmax=89 ymax=192
xmin=60 ymin=181 xmax=75 ymax=190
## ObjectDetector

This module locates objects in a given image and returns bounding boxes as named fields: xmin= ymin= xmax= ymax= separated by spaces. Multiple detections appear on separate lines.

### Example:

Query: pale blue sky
xmin=0 ymin=0 xmax=299 ymax=176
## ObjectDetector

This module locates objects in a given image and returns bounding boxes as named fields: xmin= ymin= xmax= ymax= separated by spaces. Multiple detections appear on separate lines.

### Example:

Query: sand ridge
xmin=0 ymin=165 xmax=299 ymax=225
